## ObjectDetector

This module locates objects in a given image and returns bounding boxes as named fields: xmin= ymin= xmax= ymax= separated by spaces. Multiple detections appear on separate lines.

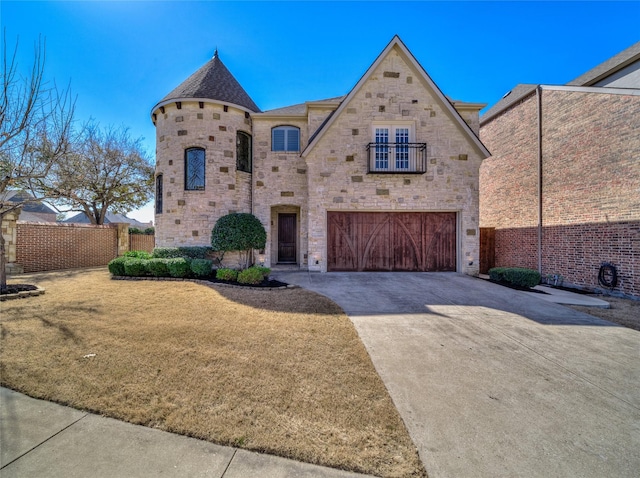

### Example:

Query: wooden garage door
xmin=327 ymin=212 xmax=456 ymax=272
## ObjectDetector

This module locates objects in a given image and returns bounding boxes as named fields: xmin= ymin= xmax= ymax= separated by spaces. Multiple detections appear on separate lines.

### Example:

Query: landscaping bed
xmin=0 ymin=268 xmax=426 ymax=478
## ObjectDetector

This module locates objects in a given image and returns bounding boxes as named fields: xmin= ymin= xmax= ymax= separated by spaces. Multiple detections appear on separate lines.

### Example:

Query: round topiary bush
xmin=211 ymin=213 xmax=266 ymax=269
xmin=191 ymin=259 xmax=213 ymax=277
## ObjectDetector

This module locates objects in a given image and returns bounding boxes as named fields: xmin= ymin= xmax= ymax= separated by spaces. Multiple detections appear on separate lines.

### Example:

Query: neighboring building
xmin=1 ymin=190 xmax=57 ymax=222
xmin=64 ymin=212 xmax=152 ymax=229
xmin=151 ymin=36 xmax=489 ymax=273
xmin=480 ymin=42 xmax=640 ymax=297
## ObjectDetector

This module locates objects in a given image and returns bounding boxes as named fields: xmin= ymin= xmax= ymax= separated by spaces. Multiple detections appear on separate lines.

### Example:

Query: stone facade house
xmin=480 ymin=42 xmax=640 ymax=297
xmin=152 ymin=36 xmax=489 ymax=273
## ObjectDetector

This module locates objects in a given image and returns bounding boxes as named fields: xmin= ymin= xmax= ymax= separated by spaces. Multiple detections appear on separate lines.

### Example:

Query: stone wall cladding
xmin=480 ymin=89 xmax=640 ymax=297
xmin=154 ymin=101 xmax=252 ymax=247
xmin=252 ymin=117 xmax=311 ymax=267
xmin=305 ymin=47 xmax=483 ymax=273
xmin=16 ymin=222 xmax=118 ymax=272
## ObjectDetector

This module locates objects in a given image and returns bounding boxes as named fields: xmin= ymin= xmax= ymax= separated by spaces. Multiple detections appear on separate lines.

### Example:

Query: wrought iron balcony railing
xmin=366 ymin=142 xmax=427 ymax=173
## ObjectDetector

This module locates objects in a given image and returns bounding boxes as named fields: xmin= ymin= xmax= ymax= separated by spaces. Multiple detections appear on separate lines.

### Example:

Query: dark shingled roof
xmin=160 ymin=52 xmax=260 ymax=112
xmin=480 ymin=84 xmax=538 ymax=125
xmin=567 ymin=41 xmax=640 ymax=86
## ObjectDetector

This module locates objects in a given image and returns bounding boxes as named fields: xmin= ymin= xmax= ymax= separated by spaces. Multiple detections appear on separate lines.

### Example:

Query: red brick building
xmin=480 ymin=42 xmax=640 ymax=297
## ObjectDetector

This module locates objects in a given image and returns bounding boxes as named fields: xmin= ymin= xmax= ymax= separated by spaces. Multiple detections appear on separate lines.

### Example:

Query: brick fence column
xmin=2 ymin=209 xmax=24 ymax=274
xmin=114 ymin=223 xmax=130 ymax=256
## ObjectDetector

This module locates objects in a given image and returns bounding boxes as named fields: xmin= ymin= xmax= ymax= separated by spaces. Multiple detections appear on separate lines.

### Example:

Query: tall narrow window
xmin=236 ymin=131 xmax=252 ymax=172
xmin=375 ymin=128 xmax=389 ymax=170
xmin=155 ymin=175 xmax=163 ymax=214
xmin=272 ymin=126 xmax=300 ymax=152
xmin=395 ymin=128 xmax=409 ymax=169
xmin=185 ymin=147 xmax=205 ymax=190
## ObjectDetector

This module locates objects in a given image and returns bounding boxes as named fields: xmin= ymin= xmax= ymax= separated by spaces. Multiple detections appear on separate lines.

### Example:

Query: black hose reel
xmin=598 ymin=262 xmax=618 ymax=289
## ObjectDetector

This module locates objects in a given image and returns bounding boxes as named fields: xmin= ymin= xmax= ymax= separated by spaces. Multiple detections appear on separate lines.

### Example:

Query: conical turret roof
xmin=159 ymin=51 xmax=260 ymax=112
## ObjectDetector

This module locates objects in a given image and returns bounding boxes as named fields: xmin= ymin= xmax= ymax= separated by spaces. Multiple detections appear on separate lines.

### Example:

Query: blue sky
xmin=3 ymin=1 xmax=639 ymax=223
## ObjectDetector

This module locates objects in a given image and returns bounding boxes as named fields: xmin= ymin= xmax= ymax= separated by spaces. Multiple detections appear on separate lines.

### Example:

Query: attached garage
xmin=327 ymin=212 xmax=457 ymax=272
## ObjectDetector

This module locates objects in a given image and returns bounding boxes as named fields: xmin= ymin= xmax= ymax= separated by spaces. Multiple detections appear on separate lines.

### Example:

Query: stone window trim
xmin=271 ymin=125 xmax=300 ymax=152
xmin=184 ymin=147 xmax=206 ymax=191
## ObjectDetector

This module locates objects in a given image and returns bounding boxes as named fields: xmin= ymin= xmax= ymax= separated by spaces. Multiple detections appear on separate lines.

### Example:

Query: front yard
xmin=0 ymin=268 xmax=425 ymax=478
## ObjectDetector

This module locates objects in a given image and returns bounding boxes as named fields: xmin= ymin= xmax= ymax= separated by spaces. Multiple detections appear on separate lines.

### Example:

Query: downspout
xmin=536 ymin=86 xmax=543 ymax=275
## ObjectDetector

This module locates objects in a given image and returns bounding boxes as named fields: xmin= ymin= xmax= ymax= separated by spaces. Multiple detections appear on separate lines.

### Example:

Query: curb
xmin=0 ymin=286 xmax=46 ymax=302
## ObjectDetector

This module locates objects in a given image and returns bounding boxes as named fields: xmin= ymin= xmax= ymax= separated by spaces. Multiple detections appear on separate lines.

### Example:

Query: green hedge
xmin=147 ymin=258 xmax=170 ymax=277
xmin=216 ymin=268 xmax=238 ymax=282
xmin=108 ymin=256 xmax=127 ymax=276
xmin=166 ymin=258 xmax=191 ymax=278
xmin=489 ymin=267 xmax=541 ymax=288
xmin=152 ymin=246 xmax=213 ymax=259
xmin=191 ymin=259 xmax=213 ymax=277
xmin=237 ymin=267 xmax=265 ymax=285
xmin=123 ymin=258 xmax=148 ymax=277
xmin=123 ymin=250 xmax=152 ymax=259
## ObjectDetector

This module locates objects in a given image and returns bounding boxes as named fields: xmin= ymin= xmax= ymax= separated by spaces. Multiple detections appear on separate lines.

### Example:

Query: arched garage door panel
xmin=327 ymin=212 xmax=456 ymax=272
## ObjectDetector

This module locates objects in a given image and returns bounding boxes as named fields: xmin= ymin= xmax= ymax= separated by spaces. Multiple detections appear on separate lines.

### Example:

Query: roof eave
xmin=150 ymin=97 xmax=258 ymax=122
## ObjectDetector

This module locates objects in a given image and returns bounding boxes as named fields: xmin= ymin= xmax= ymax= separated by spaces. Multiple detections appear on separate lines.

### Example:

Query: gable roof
xmin=154 ymin=51 xmax=260 ymax=113
xmin=1 ymin=189 xmax=57 ymax=215
xmin=480 ymin=84 xmax=538 ymax=125
xmin=64 ymin=212 xmax=151 ymax=228
xmin=567 ymin=41 xmax=640 ymax=87
xmin=301 ymin=35 xmax=490 ymax=158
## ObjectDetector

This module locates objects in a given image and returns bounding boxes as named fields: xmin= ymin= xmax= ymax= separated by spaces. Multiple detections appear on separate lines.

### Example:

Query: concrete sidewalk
xmin=0 ymin=388 xmax=374 ymax=478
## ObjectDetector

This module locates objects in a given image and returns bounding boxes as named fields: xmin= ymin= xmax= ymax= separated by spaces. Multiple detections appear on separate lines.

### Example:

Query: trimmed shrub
xmin=216 ymin=268 xmax=238 ymax=282
xmin=153 ymin=246 xmax=213 ymax=259
xmin=237 ymin=267 xmax=265 ymax=285
xmin=123 ymin=250 xmax=152 ymax=259
xmin=166 ymin=258 xmax=191 ymax=278
xmin=108 ymin=256 xmax=127 ymax=276
xmin=211 ymin=213 xmax=266 ymax=269
xmin=128 ymin=227 xmax=143 ymax=235
xmin=489 ymin=267 xmax=541 ymax=288
xmin=191 ymin=259 xmax=213 ymax=277
xmin=146 ymin=258 xmax=170 ymax=277
xmin=143 ymin=227 xmax=155 ymax=235
xmin=123 ymin=258 xmax=148 ymax=277
xmin=254 ymin=266 xmax=271 ymax=278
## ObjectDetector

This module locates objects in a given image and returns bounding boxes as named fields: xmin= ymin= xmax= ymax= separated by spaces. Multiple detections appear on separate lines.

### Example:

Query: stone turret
xmin=151 ymin=51 xmax=260 ymax=246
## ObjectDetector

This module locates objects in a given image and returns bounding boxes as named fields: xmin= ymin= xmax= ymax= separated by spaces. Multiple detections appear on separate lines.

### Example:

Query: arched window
xmin=185 ymin=147 xmax=205 ymax=190
xmin=155 ymin=175 xmax=163 ymax=214
xmin=272 ymin=126 xmax=300 ymax=152
xmin=236 ymin=131 xmax=252 ymax=172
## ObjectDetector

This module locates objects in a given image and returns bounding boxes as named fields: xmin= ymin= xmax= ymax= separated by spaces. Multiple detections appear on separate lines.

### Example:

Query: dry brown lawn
xmin=1 ymin=268 xmax=425 ymax=477
xmin=568 ymin=295 xmax=640 ymax=331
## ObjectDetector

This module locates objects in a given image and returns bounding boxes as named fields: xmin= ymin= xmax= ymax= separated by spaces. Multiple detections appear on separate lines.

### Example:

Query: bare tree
xmin=38 ymin=122 xmax=154 ymax=225
xmin=0 ymin=33 xmax=75 ymax=290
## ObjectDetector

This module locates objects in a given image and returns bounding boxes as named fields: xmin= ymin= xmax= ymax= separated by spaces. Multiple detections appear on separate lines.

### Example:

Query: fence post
xmin=114 ymin=223 xmax=130 ymax=257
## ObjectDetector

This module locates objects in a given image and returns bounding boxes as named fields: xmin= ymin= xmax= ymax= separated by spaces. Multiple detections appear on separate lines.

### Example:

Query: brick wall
xmin=480 ymin=88 xmax=640 ymax=297
xmin=16 ymin=222 xmax=118 ymax=272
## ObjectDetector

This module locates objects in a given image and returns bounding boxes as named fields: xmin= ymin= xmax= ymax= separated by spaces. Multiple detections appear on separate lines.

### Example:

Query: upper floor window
xmin=272 ymin=126 xmax=300 ymax=152
xmin=185 ymin=147 xmax=205 ymax=190
xmin=236 ymin=131 xmax=252 ymax=172
xmin=155 ymin=175 xmax=163 ymax=214
xmin=366 ymin=123 xmax=426 ymax=174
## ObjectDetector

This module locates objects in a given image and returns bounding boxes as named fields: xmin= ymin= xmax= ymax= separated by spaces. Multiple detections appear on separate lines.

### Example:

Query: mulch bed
xmin=485 ymin=279 xmax=549 ymax=294
xmin=0 ymin=284 xmax=39 ymax=295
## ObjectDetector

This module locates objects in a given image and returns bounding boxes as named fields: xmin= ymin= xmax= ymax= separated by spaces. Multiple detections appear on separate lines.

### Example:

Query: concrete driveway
xmin=274 ymin=272 xmax=640 ymax=478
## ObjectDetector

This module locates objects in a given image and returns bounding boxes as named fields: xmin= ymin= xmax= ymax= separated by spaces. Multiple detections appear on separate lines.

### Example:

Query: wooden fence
xmin=129 ymin=234 xmax=155 ymax=253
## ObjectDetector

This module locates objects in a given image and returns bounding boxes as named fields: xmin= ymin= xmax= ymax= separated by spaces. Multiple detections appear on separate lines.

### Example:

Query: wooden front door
xmin=327 ymin=212 xmax=456 ymax=272
xmin=278 ymin=213 xmax=297 ymax=263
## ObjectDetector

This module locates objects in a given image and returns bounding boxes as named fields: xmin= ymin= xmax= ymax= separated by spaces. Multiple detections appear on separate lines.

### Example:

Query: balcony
xmin=366 ymin=142 xmax=427 ymax=174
